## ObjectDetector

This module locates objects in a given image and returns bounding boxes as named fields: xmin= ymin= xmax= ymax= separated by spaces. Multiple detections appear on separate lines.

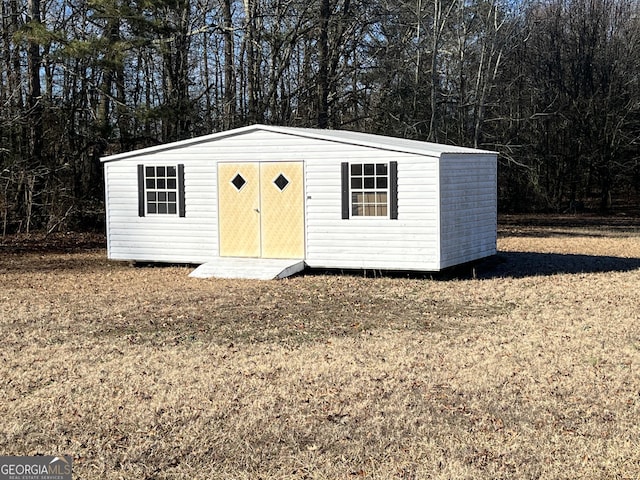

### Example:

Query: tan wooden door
xmin=218 ymin=162 xmax=304 ymax=259
xmin=260 ymin=162 xmax=304 ymax=259
xmin=218 ymin=163 xmax=261 ymax=257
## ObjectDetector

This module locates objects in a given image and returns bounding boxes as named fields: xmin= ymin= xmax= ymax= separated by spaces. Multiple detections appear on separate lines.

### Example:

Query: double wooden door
xmin=218 ymin=162 xmax=304 ymax=259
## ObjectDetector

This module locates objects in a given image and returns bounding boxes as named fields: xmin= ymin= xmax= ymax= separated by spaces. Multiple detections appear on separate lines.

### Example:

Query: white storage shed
xmin=102 ymin=124 xmax=497 ymax=279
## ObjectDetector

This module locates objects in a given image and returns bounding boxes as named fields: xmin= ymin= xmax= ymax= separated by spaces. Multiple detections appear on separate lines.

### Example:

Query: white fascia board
xmin=100 ymin=124 xmax=497 ymax=163
xmin=100 ymin=124 xmax=265 ymax=162
xmin=278 ymin=127 xmax=497 ymax=157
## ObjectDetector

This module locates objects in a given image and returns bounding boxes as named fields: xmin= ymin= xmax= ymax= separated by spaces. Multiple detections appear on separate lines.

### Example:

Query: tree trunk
xmin=27 ymin=0 xmax=43 ymax=166
xmin=428 ymin=0 xmax=440 ymax=142
xmin=243 ymin=0 xmax=260 ymax=124
xmin=222 ymin=0 xmax=236 ymax=129
xmin=317 ymin=0 xmax=330 ymax=128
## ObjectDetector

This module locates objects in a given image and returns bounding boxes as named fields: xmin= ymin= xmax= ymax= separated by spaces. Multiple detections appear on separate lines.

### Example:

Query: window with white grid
xmin=145 ymin=166 xmax=178 ymax=214
xmin=350 ymin=163 xmax=389 ymax=217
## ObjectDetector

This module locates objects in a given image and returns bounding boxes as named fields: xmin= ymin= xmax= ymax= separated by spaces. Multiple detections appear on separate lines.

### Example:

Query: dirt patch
xmin=0 ymin=231 xmax=106 ymax=254
xmin=499 ymin=213 xmax=640 ymax=237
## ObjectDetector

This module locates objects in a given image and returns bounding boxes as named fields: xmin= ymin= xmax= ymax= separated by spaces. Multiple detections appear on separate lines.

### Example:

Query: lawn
xmin=1 ymin=216 xmax=639 ymax=479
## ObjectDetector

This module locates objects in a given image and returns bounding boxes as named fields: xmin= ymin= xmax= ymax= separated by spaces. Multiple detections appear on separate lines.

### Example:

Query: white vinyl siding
xmin=304 ymin=150 xmax=440 ymax=271
xmin=104 ymin=160 xmax=217 ymax=263
xmin=438 ymin=153 xmax=497 ymax=269
xmin=103 ymin=126 xmax=497 ymax=271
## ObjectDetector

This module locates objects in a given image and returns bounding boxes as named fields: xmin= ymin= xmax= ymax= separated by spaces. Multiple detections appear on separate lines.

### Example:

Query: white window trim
xmin=349 ymin=162 xmax=391 ymax=219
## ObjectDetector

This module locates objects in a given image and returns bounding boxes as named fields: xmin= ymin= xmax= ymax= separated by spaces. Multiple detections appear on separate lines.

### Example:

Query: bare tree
xmin=222 ymin=0 xmax=236 ymax=129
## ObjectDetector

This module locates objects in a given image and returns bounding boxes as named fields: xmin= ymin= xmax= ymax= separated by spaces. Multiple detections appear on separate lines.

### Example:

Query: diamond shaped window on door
xmin=231 ymin=173 xmax=246 ymax=191
xmin=274 ymin=173 xmax=289 ymax=191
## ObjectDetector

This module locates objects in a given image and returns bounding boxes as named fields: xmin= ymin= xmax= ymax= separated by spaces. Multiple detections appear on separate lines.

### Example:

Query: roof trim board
xmin=100 ymin=124 xmax=497 ymax=162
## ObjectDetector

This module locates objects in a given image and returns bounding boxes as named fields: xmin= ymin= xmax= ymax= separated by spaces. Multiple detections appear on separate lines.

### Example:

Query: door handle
xmin=254 ymin=208 xmax=260 ymax=213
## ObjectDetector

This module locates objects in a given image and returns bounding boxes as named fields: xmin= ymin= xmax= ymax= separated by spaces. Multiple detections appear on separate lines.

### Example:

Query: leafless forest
xmin=1 ymin=0 xmax=639 ymax=233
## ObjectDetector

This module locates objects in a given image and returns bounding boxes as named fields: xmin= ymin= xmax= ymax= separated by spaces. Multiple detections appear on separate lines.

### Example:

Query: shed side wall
xmin=104 ymin=130 xmax=441 ymax=268
xmin=439 ymin=153 xmax=497 ymax=268
xmin=304 ymin=152 xmax=440 ymax=270
xmin=104 ymin=160 xmax=218 ymax=263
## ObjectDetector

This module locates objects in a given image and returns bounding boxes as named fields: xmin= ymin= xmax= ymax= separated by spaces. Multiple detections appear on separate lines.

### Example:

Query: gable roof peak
xmin=101 ymin=123 xmax=496 ymax=162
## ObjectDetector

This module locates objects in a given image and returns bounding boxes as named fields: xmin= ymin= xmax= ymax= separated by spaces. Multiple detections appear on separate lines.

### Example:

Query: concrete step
xmin=189 ymin=258 xmax=305 ymax=280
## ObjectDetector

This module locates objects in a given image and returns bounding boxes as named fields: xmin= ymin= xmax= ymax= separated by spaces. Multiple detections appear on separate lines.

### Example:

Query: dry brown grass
xmin=1 ymin=218 xmax=640 ymax=479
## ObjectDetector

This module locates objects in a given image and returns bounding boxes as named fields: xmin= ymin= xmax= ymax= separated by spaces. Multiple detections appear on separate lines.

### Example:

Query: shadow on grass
xmin=498 ymin=228 xmax=640 ymax=239
xmin=305 ymin=252 xmax=640 ymax=281
xmin=453 ymin=252 xmax=640 ymax=280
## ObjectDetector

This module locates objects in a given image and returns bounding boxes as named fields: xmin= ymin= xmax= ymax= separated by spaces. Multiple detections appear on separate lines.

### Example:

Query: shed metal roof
xmin=101 ymin=124 xmax=497 ymax=162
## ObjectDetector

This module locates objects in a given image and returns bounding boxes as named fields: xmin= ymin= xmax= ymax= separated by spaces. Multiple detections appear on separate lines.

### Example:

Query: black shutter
xmin=137 ymin=164 xmax=145 ymax=217
xmin=390 ymin=161 xmax=398 ymax=220
xmin=178 ymin=164 xmax=186 ymax=217
xmin=341 ymin=162 xmax=349 ymax=219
